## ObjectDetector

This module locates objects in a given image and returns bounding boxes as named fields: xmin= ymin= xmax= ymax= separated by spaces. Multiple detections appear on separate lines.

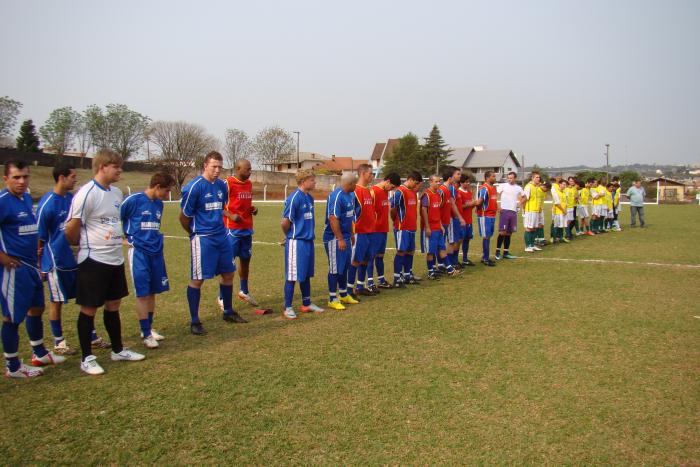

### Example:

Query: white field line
xmin=163 ymin=236 xmax=699 ymax=269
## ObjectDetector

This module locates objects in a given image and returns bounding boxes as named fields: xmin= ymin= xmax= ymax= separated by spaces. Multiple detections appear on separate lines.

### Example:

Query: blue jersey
xmin=448 ymin=184 xmax=459 ymax=218
xmin=121 ymin=192 xmax=164 ymax=255
xmin=36 ymin=191 xmax=76 ymax=272
xmin=323 ymin=188 xmax=355 ymax=242
xmin=0 ymin=189 xmax=39 ymax=264
xmin=181 ymin=175 xmax=227 ymax=236
xmin=282 ymin=189 xmax=315 ymax=240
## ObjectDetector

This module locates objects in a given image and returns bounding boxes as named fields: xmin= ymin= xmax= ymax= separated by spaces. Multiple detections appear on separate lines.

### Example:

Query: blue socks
xmin=148 ymin=311 xmax=154 ymax=325
xmin=220 ymin=284 xmax=234 ymax=315
xmin=482 ymin=237 xmax=490 ymax=261
xmin=328 ymin=272 xmax=338 ymax=302
xmin=187 ymin=286 xmax=201 ymax=324
xmin=25 ymin=315 xmax=48 ymax=358
xmin=462 ymin=239 xmax=470 ymax=263
xmin=375 ymin=256 xmax=385 ymax=283
xmin=300 ymin=279 xmax=311 ymax=307
xmin=357 ymin=264 xmax=367 ymax=290
xmin=366 ymin=257 xmax=375 ymax=287
xmin=284 ymin=281 xmax=295 ymax=308
xmin=347 ymin=264 xmax=357 ymax=290
xmin=394 ymin=254 xmax=403 ymax=282
xmin=49 ymin=319 xmax=63 ymax=345
xmin=139 ymin=319 xmax=151 ymax=339
xmin=2 ymin=321 xmax=20 ymax=372
xmin=240 ymin=279 xmax=249 ymax=295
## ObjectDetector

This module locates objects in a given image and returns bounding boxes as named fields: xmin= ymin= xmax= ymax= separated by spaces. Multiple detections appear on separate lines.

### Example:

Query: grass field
xmin=0 ymin=201 xmax=698 ymax=465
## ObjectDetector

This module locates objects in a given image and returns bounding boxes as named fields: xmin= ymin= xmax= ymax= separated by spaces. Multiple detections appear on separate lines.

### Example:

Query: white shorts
xmin=553 ymin=213 xmax=567 ymax=228
xmin=577 ymin=205 xmax=589 ymax=218
xmin=523 ymin=211 xmax=539 ymax=229
xmin=566 ymin=208 xmax=575 ymax=222
xmin=601 ymin=206 xmax=608 ymax=217
xmin=537 ymin=212 xmax=545 ymax=227
xmin=592 ymin=205 xmax=604 ymax=217
xmin=606 ymin=210 xmax=614 ymax=219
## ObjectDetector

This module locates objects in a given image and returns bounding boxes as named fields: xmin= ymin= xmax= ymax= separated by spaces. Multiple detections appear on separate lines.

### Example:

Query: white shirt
xmin=70 ymin=179 xmax=124 ymax=266
xmin=497 ymin=183 xmax=524 ymax=212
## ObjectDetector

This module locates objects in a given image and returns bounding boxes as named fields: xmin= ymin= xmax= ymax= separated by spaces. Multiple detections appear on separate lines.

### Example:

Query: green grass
xmin=0 ymin=203 xmax=698 ymax=465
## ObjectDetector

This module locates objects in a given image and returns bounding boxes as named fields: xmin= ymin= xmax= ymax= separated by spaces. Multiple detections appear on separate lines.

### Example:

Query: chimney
xmin=332 ymin=154 xmax=336 ymax=161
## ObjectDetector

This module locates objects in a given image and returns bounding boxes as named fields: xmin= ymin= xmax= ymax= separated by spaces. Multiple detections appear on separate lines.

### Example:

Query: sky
xmin=1 ymin=0 xmax=699 ymax=167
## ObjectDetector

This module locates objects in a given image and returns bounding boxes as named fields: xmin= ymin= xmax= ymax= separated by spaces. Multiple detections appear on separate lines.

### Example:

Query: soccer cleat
xmin=143 ymin=335 xmax=159 ymax=349
xmin=111 ymin=348 xmax=146 ymax=362
xmin=300 ymin=303 xmax=325 ymax=313
xmin=427 ymin=274 xmax=440 ymax=281
xmin=447 ymin=268 xmax=463 ymax=277
xmin=80 ymin=355 xmax=104 ymax=376
xmin=5 ymin=361 xmax=44 ymax=379
xmin=562 ymin=238 xmax=570 ymax=243
xmin=356 ymin=288 xmax=376 ymax=297
xmin=217 ymin=296 xmax=224 ymax=312
xmin=393 ymin=280 xmax=406 ymax=288
xmin=377 ymin=281 xmax=393 ymax=289
xmin=151 ymin=329 xmax=165 ymax=341
xmin=406 ymin=277 xmax=420 ymax=285
xmin=223 ymin=311 xmax=248 ymax=323
xmin=283 ymin=307 xmax=298 ymax=320
xmin=53 ymin=340 xmax=77 ymax=356
xmin=524 ymin=247 xmax=535 ymax=253
xmin=410 ymin=275 xmax=422 ymax=281
xmin=237 ymin=291 xmax=259 ymax=307
xmin=91 ymin=337 xmax=111 ymax=349
xmin=31 ymin=351 xmax=67 ymax=367
xmin=494 ymin=252 xmax=502 ymax=260
xmin=190 ymin=322 xmax=207 ymax=335
xmin=532 ymin=245 xmax=543 ymax=251
xmin=368 ymin=285 xmax=381 ymax=294
xmin=481 ymin=259 xmax=496 ymax=267
xmin=462 ymin=260 xmax=476 ymax=267
xmin=503 ymin=253 xmax=518 ymax=259
xmin=585 ymin=231 xmax=595 ymax=236
xmin=339 ymin=294 xmax=360 ymax=305
xmin=327 ymin=300 xmax=346 ymax=311
xmin=348 ymin=291 xmax=361 ymax=302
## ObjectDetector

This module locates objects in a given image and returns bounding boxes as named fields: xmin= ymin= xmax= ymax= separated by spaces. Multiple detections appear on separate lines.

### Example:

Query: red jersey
xmin=353 ymin=184 xmax=375 ymax=234
xmin=223 ymin=176 xmax=253 ymax=231
xmin=438 ymin=184 xmax=452 ymax=225
xmin=421 ymin=189 xmax=443 ymax=231
xmin=457 ymin=188 xmax=474 ymax=224
xmin=371 ymin=185 xmax=390 ymax=233
xmin=476 ymin=183 xmax=498 ymax=218
xmin=394 ymin=185 xmax=418 ymax=231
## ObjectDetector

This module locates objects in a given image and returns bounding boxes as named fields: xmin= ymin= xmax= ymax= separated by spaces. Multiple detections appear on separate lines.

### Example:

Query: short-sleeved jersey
xmin=536 ymin=185 xmax=547 ymax=207
xmin=223 ymin=176 xmax=253 ymax=235
xmin=69 ymin=179 xmax=124 ymax=266
xmin=457 ymin=188 xmax=474 ymax=224
xmin=371 ymin=185 xmax=390 ymax=233
xmin=323 ymin=188 xmax=355 ymax=242
xmin=551 ymin=186 xmax=566 ymax=214
xmin=605 ymin=190 xmax=614 ymax=209
xmin=476 ymin=183 xmax=498 ymax=218
xmin=353 ymin=185 xmax=375 ymax=234
xmin=578 ymin=187 xmax=590 ymax=206
xmin=0 ymin=190 xmax=38 ymax=265
xmin=421 ymin=189 xmax=443 ymax=231
xmin=565 ymin=186 xmax=577 ymax=209
xmin=438 ymin=184 xmax=453 ymax=225
xmin=391 ymin=185 xmax=418 ymax=231
xmin=283 ymin=188 xmax=315 ymax=240
xmin=523 ymin=183 xmax=542 ymax=213
xmin=498 ymin=183 xmax=525 ymax=212
xmin=613 ymin=187 xmax=620 ymax=207
xmin=181 ymin=175 xmax=227 ymax=236
xmin=120 ymin=192 xmax=164 ymax=256
xmin=591 ymin=185 xmax=606 ymax=205
xmin=36 ymin=191 xmax=76 ymax=272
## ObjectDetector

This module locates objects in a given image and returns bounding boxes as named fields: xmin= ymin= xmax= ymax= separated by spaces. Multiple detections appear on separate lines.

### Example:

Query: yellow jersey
xmin=606 ymin=190 xmax=613 ymax=209
xmin=592 ymin=185 xmax=606 ymax=205
xmin=551 ymin=186 xmax=566 ymax=215
xmin=523 ymin=182 xmax=542 ymax=213
xmin=578 ymin=187 xmax=590 ymax=206
xmin=565 ymin=186 xmax=577 ymax=209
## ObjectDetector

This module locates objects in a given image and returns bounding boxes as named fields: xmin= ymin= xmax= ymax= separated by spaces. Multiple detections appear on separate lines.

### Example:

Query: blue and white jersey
xmin=323 ymin=188 xmax=355 ymax=242
xmin=121 ymin=192 xmax=164 ymax=255
xmin=448 ymin=184 xmax=459 ymax=218
xmin=0 ymin=189 xmax=39 ymax=265
xmin=181 ymin=175 xmax=227 ymax=236
xmin=282 ymin=188 xmax=315 ymax=240
xmin=36 ymin=191 xmax=76 ymax=272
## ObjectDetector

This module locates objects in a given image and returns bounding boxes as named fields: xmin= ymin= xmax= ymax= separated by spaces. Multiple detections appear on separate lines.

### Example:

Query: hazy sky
xmin=2 ymin=0 xmax=699 ymax=166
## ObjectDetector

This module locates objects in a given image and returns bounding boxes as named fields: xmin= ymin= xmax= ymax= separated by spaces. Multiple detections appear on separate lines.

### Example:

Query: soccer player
xmin=611 ymin=177 xmax=622 ymax=231
xmin=522 ymin=171 xmax=543 ymax=252
xmin=65 ymin=149 xmax=144 ymax=376
xmin=36 ymin=161 xmax=79 ymax=355
xmin=550 ymin=177 xmax=568 ymax=243
xmin=476 ymin=171 xmax=498 ymax=266
xmin=366 ymin=172 xmax=400 ymax=291
xmin=348 ymin=164 xmax=376 ymax=297
xmin=281 ymin=170 xmax=324 ymax=319
xmin=564 ymin=177 xmax=578 ymax=239
xmin=495 ymin=171 xmax=524 ymax=260
xmin=590 ymin=178 xmax=607 ymax=233
xmin=1 ymin=160 xmax=64 ymax=378
xmin=605 ymin=183 xmax=615 ymax=230
xmin=577 ymin=179 xmax=594 ymax=236
xmin=535 ymin=181 xmax=548 ymax=245
xmin=324 ymin=173 xmax=358 ymax=310
xmin=220 ymin=159 xmax=259 ymax=309
xmin=440 ymin=166 xmax=466 ymax=270
xmin=421 ymin=175 xmax=458 ymax=278
xmin=180 ymin=151 xmax=241 ymax=337
xmin=457 ymin=173 xmax=478 ymax=265
xmin=390 ymin=171 xmax=422 ymax=287
xmin=121 ymin=173 xmax=175 ymax=349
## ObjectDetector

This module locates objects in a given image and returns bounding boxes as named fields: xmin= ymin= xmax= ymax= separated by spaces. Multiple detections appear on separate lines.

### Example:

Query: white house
xmin=450 ymin=146 xmax=522 ymax=181
xmin=370 ymin=138 xmax=399 ymax=176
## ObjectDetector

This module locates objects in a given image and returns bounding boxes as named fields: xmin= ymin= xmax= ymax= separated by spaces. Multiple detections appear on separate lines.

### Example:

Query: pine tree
xmin=382 ymin=133 xmax=422 ymax=177
xmin=419 ymin=124 xmax=453 ymax=175
xmin=16 ymin=119 xmax=41 ymax=153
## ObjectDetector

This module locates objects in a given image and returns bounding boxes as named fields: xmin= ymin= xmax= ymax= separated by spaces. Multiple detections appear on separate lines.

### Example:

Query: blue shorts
xmin=190 ymin=233 xmax=235 ymax=280
xmin=1 ymin=265 xmax=44 ymax=323
xmin=227 ymin=231 xmax=252 ymax=260
xmin=422 ymin=230 xmax=445 ymax=255
xmin=46 ymin=268 xmax=76 ymax=303
xmin=462 ymin=224 xmax=474 ymax=241
xmin=285 ymin=238 xmax=315 ymax=282
xmin=394 ymin=230 xmax=416 ymax=253
xmin=351 ymin=233 xmax=372 ymax=263
xmin=324 ymin=237 xmax=351 ymax=275
xmin=128 ymin=248 xmax=169 ymax=298
xmin=477 ymin=216 xmax=496 ymax=238
xmin=370 ymin=232 xmax=388 ymax=256
xmin=448 ymin=219 xmax=462 ymax=243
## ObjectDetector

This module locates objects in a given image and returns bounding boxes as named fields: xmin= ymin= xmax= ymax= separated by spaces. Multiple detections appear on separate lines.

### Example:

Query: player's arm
xmin=328 ymin=215 xmax=347 ymax=250
xmin=449 ymin=197 xmax=465 ymax=225
xmin=65 ymin=190 xmax=90 ymax=246
xmin=420 ymin=195 xmax=431 ymax=236
xmin=36 ymin=200 xmax=51 ymax=262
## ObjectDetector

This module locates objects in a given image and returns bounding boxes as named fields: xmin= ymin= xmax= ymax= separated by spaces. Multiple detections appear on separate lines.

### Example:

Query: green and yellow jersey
xmin=523 ymin=182 xmax=543 ymax=213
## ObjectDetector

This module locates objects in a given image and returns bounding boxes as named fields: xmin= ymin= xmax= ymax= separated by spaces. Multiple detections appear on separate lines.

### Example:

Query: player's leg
xmin=136 ymin=294 xmax=157 ymax=348
xmin=187 ymin=235 xmax=207 ymax=333
xmin=283 ymin=239 xmax=298 ymax=319
xmin=25 ymin=268 xmax=65 ymax=367
xmin=298 ymin=240 xmax=323 ymax=313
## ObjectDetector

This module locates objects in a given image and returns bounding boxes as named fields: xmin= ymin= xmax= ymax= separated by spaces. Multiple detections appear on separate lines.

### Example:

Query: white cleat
xmin=301 ymin=303 xmax=325 ymax=313
xmin=237 ymin=291 xmax=259 ymax=307
xmin=532 ymin=245 xmax=543 ymax=251
xmin=524 ymin=247 xmax=535 ymax=253
xmin=142 ymin=335 xmax=159 ymax=349
xmin=140 ymin=329 xmax=165 ymax=341
xmin=5 ymin=361 xmax=44 ymax=379
xmin=80 ymin=355 xmax=105 ymax=376
xmin=217 ymin=296 xmax=225 ymax=312
xmin=111 ymin=348 xmax=146 ymax=362
xmin=283 ymin=307 xmax=298 ymax=320
xmin=31 ymin=351 xmax=67 ymax=367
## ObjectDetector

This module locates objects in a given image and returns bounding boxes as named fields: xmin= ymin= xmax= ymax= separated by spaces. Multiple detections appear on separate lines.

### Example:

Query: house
xmin=315 ymin=155 xmax=370 ymax=176
xmin=450 ymin=146 xmax=522 ymax=181
xmin=370 ymin=138 xmax=400 ymax=176
xmin=646 ymin=177 xmax=690 ymax=202
xmin=275 ymin=152 xmax=328 ymax=173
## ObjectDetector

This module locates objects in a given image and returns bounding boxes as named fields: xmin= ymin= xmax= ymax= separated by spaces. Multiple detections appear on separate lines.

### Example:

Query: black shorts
xmin=76 ymin=257 xmax=129 ymax=307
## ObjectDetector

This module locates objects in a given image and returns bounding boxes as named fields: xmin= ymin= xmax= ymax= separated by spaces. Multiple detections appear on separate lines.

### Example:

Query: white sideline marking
xmin=163 ymin=235 xmax=699 ymax=269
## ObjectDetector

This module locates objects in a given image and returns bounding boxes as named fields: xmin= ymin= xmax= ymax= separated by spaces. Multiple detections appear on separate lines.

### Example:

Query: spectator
xmin=626 ymin=180 xmax=646 ymax=228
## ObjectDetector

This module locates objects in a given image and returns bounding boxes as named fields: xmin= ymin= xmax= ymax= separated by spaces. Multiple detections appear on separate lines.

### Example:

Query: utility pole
xmin=605 ymin=144 xmax=610 ymax=184
xmin=293 ymin=131 xmax=300 ymax=170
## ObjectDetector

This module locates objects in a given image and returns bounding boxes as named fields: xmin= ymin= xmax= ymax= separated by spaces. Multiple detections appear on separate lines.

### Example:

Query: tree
xmin=617 ymin=170 xmax=642 ymax=191
xmin=252 ymin=126 xmax=295 ymax=171
xmin=223 ymin=128 xmax=251 ymax=173
xmin=382 ymin=133 xmax=423 ymax=177
xmin=419 ymin=124 xmax=453 ymax=175
xmin=85 ymin=104 xmax=149 ymax=160
xmin=149 ymin=121 xmax=219 ymax=193
xmin=16 ymin=119 xmax=40 ymax=153
xmin=575 ymin=170 xmax=607 ymax=184
xmin=0 ymin=96 xmax=22 ymax=140
xmin=531 ymin=164 xmax=550 ymax=183
xmin=73 ymin=111 xmax=91 ymax=167
xmin=40 ymin=107 xmax=80 ymax=156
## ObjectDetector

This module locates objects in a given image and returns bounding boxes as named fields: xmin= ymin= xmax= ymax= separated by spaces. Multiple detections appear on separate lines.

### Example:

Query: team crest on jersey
xmin=217 ymin=191 xmax=223 ymax=199
xmin=205 ymin=193 xmax=212 ymax=198
xmin=142 ymin=210 xmax=151 ymax=216
xmin=156 ymin=211 xmax=162 ymax=219
xmin=17 ymin=211 xmax=28 ymax=218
